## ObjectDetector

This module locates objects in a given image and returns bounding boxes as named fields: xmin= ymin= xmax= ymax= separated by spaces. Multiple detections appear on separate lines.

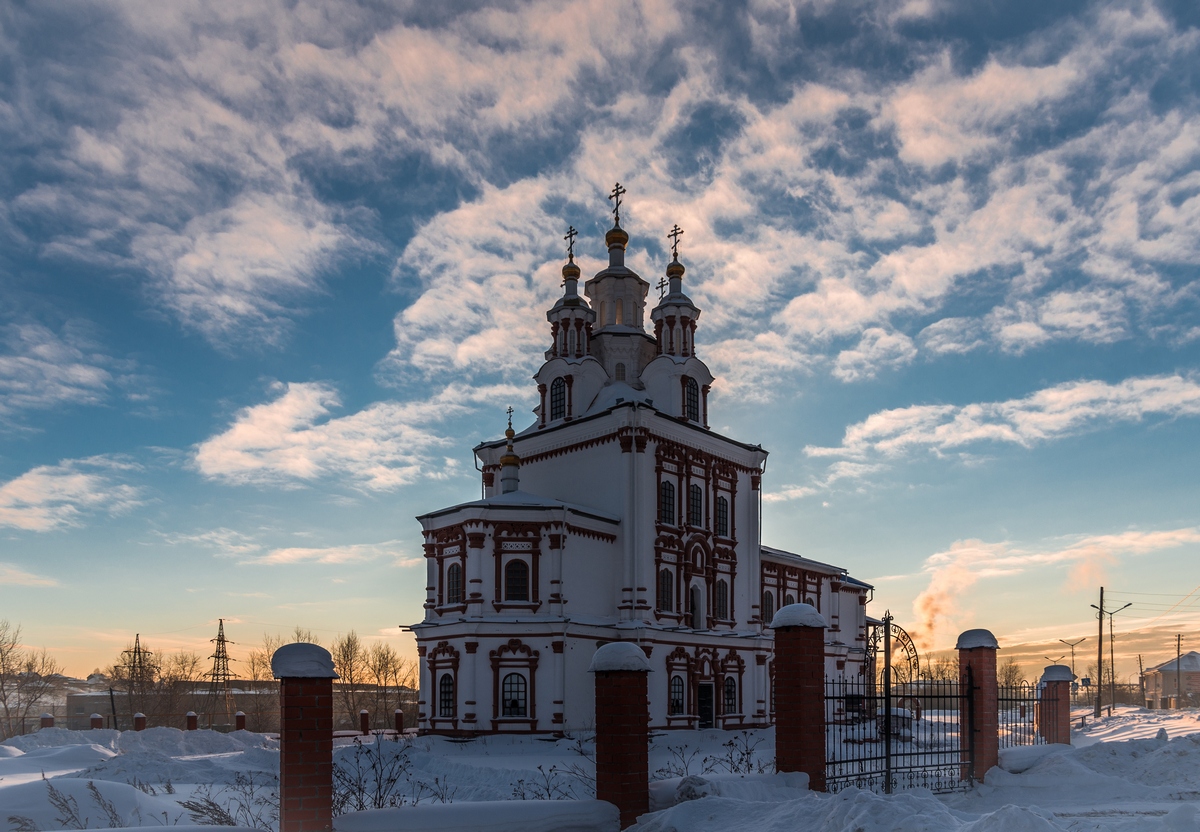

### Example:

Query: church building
xmin=410 ymin=191 xmax=873 ymax=734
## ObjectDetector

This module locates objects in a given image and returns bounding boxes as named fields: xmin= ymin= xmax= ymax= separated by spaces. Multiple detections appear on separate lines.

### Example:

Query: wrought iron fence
xmin=825 ymin=673 xmax=973 ymax=794
xmin=998 ymin=683 xmax=1044 ymax=748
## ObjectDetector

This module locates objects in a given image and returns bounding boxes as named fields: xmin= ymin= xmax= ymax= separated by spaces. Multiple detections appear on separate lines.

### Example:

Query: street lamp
xmin=1059 ymin=637 xmax=1086 ymax=680
xmin=1045 ymin=655 xmax=1066 ymax=666
xmin=1091 ymin=601 xmax=1132 ymax=715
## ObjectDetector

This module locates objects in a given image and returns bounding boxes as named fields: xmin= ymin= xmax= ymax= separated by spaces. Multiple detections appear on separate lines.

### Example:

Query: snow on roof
xmin=759 ymin=545 xmax=847 ymax=576
xmin=588 ymin=641 xmax=652 ymax=673
xmin=271 ymin=643 xmax=338 ymax=679
xmin=418 ymin=491 xmax=619 ymax=524
xmin=771 ymin=603 xmax=829 ymax=629
xmin=955 ymin=629 xmax=999 ymax=650
xmin=1148 ymin=651 xmax=1200 ymax=673
xmin=1041 ymin=665 xmax=1075 ymax=682
xmin=582 ymin=381 xmax=655 ymax=417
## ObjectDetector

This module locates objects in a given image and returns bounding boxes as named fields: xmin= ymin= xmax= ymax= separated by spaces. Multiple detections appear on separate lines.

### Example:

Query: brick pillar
xmin=359 ymin=709 xmax=370 ymax=735
xmin=40 ymin=713 xmax=54 ymax=729
xmin=1038 ymin=666 xmax=1073 ymax=745
xmin=394 ymin=709 xmax=403 ymax=734
xmin=90 ymin=714 xmax=104 ymax=730
xmin=590 ymin=642 xmax=651 ymax=829
xmin=770 ymin=603 xmax=829 ymax=791
xmin=235 ymin=711 xmax=246 ymax=731
xmin=186 ymin=711 xmax=198 ymax=731
xmin=273 ymin=643 xmax=339 ymax=832
xmin=134 ymin=713 xmax=147 ymax=731
xmin=957 ymin=629 xmax=999 ymax=782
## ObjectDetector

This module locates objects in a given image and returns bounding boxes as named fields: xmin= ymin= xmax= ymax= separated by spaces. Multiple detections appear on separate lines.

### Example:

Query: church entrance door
xmin=697 ymin=683 xmax=714 ymax=729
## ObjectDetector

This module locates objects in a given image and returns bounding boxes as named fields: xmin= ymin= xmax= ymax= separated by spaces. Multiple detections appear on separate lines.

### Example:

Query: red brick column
xmin=590 ymin=642 xmax=651 ymax=829
xmin=134 ymin=713 xmax=147 ymax=731
xmin=40 ymin=713 xmax=54 ymax=729
xmin=771 ymin=604 xmax=828 ymax=791
xmin=957 ymin=630 xmax=999 ymax=782
xmin=359 ymin=709 xmax=370 ymax=735
xmin=186 ymin=711 xmax=198 ymax=731
xmin=273 ymin=643 xmax=339 ymax=832
xmin=90 ymin=714 xmax=104 ymax=730
xmin=235 ymin=711 xmax=246 ymax=731
xmin=394 ymin=709 xmax=403 ymax=734
xmin=1038 ymin=666 xmax=1073 ymax=745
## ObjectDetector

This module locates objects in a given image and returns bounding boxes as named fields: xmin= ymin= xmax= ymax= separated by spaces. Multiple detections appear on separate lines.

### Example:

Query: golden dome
xmin=605 ymin=225 xmax=629 ymax=248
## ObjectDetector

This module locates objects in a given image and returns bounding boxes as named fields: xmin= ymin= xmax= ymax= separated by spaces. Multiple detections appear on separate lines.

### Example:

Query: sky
xmin=1 ymin=0 xmax=1198 ymax=681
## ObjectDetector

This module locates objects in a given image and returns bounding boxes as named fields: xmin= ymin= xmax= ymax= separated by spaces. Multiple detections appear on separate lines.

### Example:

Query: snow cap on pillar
xmin=589 ymin=641 xmax=651 ymax=673
xmin=771 ymin=603 xmax=829 ymax=629
xmin=955 ymin=629 xmax=999 ymax=650
xmin=271 ymin=642 xmax=339 ymax=678
xmin=1041 ymin=665 xmax=1075 ymax=683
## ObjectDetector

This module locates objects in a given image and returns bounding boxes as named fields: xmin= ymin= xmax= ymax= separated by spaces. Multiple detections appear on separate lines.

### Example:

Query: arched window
xmin=684 ymin=377 xmax=700 ymax=421
xmin=657 ymin=569 xmax=673 ymax=613
xmin=659 ymin=481 xmax=676 ymax=525
xmin=615 ymin=300 xmax=624 ymax=325
xmin=501 ymin=673 xmax=527 ymax=717
xmin=723 ymin=676 xmax=737 ymax=715
xmin=690 ymin=585 xmax=703 ymax=629
xmin=445 ymin=563 xmax=463 ymax=605
xmin=550 ymin=378 xmax=566 ymax=421
xmin=715 ymin=496 xmax=729 ymax=536
xmin=715 ymin=579 xmax=729 ymax=620
xmin=505 ymin=560 xmax=529 ymax=602
xmin=762 ymin=591 xmax=775 ymax=624
xmin=688 ymin=484 xmax=703 ymax=526
xmin=669 ymin=675 xmax=685 ymax=715
xmin=438 ymin=673 xmax=455 ymax=718
xmin=615 ymin=363 xmax=626 ymax=381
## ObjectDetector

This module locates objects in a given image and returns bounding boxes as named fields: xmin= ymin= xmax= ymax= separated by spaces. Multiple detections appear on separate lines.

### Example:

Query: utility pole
xmin=1094 ymin=587 xmax=1104 ymax=718
xmin=1137 ymin=654 xmax=1145 ymax=705
xmin=1090 ymin=589 xmax=1132 ymax=718
xmin=1177 ymin=634 xmax=1184 ymax=709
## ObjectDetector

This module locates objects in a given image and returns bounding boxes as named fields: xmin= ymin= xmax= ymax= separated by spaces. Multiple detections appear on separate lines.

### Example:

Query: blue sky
xmin=1 ymin=0 xmax=1199 ymax=678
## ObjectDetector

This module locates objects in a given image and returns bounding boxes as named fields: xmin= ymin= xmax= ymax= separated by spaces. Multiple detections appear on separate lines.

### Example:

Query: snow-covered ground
xmin=1 ymin=706 xmax=1198 ymax=831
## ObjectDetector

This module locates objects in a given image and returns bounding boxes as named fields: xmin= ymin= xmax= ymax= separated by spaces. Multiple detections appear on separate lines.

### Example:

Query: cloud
xmin=763 ymin=461 xmax=884 ymax=502
xmin=910 ymin=527 xmax=1200 ymax=648
xmin=0 ymin=456 xmax=144 ymax=532
xmin=0 ymin=322 xmax=129 ymax=423
xmin=833 ymin=328 xmax=917 ymax=382
xmin=808 ymin=373 xmax=1200 ymax=459
xmin=244 ymin=540 xmax=419 ymax=567
xmin=193 ymin=380 xmax=527 ymax=490
xmin=0 ymin=563 xmax=59 ymax=587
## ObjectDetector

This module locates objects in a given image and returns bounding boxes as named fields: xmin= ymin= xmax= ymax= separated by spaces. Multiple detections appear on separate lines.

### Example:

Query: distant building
xmin=409 ymin=214 xmax=873 ymax=736
xmin=1142 ymin=651 xmax=1200 ymax=708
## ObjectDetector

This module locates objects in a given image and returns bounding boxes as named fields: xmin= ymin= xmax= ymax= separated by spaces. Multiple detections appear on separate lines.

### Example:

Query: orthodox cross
xmin=506 ymin=406 xmax=514 ymax=430
xmin=564 ymin=225 xmax=577 ymax=260
xmin=668 ymin=224 xmax=684 ymax=259
xmin=608 ymin=182 xmax=626 ymax=226
xmin=656 ymin=275 xmax=668 ymax=299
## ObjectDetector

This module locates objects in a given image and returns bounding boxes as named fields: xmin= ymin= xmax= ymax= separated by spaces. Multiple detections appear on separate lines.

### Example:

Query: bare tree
xmin=923 ymin=652 xmax=958 ymax=681
xmin=244 ymin=633 xmax=284 ymax=732
xmin=291 ymin=627 xmax=320 ymax=645
xmin=998 ymin=656 xmax=1026 ymax=687
xmin=331 ymin=631 xmax=367 ymax=729
xmin=0 ymin=620 xmax=65 ymax=739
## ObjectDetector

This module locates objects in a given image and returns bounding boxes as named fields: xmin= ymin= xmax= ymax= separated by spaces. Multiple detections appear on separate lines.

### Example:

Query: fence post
xmin=359 ymin=709 xmax=370 ymax=735
xmin=134 ymin=713 xmax=147 ymax=731
xmin=186 ymin=711 xmax=198 ymax=731
xmin=90 ymin=714 xmax=104 ymax=730
xmin=590 ymin=642 xmax=651 ymax=829
xmin=957 ymin=629 xmax=998 ymax=782
xmin=273 ymin=643 xmax=339 ymax=832
xmin=394 ymin=708 xmax=404 ymax=734
xmin=40 ymin=713 xmax=54 ymax=729
xmin=235 ymin=711 xmax=246 ymax=731
xmin=1038 ymin=666 xmax=1073 ymax=745
xmin=771 ymin=603 xmax=828 ymax=791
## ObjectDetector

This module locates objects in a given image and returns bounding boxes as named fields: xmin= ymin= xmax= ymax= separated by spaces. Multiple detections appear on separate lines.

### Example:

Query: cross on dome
xmin=564 ymin=225 xmax=578 ymax=261
xmin=668 ymin=224 xmax=684 ymax=259
xmin=506 ymin=405 xmax=514 ymax=431
xmin=608 ymin=182 xmax=626 ymax=226
xmin=656 ymin=275 xmax=668 ymax=299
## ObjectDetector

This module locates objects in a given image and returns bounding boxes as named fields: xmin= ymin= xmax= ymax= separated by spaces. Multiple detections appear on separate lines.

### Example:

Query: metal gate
xmin=825 ymin=616 xmax=975 ymax=794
